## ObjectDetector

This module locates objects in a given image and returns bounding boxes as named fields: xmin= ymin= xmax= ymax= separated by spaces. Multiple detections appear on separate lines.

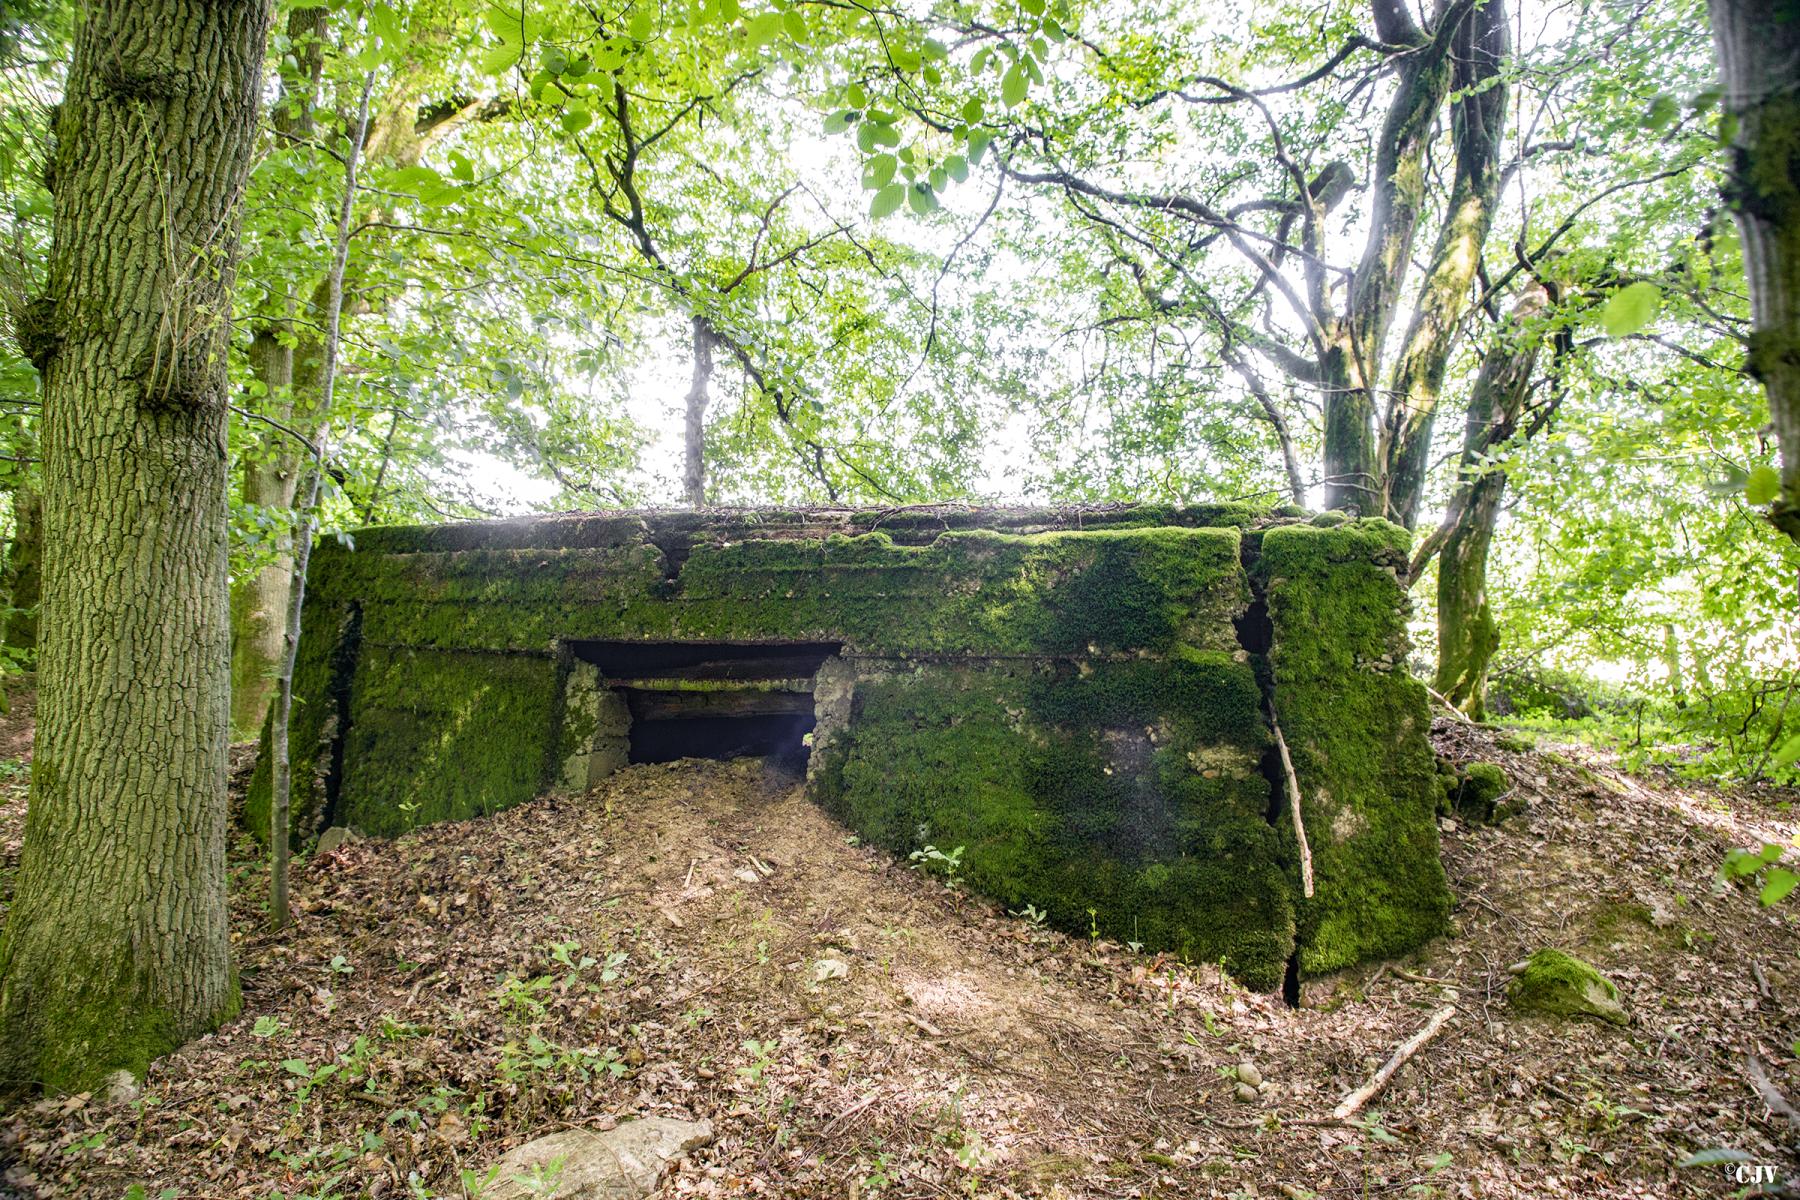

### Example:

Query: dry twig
xmin=1332 ymin=1006 xmax=1457 ymax=1122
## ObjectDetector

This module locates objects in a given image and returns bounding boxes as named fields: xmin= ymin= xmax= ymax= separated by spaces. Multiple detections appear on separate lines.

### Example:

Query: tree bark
xmin=0 ymin=0 xmax=269 ymax=1091
xmin=1708 ymin=0 xmax=1800 ymax=543
xmin=1430 ymin=284 xmax=1551 ymax=718
xmin=684 ymin=315 xmax=718 ymax=506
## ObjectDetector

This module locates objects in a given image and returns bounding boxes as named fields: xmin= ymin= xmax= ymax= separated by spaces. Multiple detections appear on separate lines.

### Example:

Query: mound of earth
xmin=0 ymin=706 xmax=1796 ymax=1198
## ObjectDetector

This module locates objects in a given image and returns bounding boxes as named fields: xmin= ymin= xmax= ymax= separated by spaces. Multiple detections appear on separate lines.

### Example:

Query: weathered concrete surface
xmin=247 ymin=505 xmax=1450 ymax=989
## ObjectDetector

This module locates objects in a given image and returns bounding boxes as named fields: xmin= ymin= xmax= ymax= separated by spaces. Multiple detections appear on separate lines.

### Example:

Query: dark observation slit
xmin=567 ymin=639 xmax=842 ymax=768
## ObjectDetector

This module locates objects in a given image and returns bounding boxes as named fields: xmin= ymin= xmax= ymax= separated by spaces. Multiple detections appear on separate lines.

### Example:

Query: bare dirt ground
xmin=0 ymin=696 xmax=1797 ymax=1199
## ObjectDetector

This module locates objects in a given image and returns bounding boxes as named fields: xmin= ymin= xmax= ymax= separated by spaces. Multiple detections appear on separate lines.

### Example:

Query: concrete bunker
xmin=247 ymin=504 xmax=1452 ymax=991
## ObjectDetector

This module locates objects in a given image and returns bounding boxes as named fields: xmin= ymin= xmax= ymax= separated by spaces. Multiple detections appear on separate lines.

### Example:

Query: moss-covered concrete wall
xmin=246 ymin=504 xmax=1448 ymax=989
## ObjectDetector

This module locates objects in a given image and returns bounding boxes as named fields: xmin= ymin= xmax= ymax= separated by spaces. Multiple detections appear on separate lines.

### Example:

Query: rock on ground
xmin=1507 ymin=948 xmax=1629 ymax=1025
xmin=478 ymin=1117 xmax=714 ymax=1200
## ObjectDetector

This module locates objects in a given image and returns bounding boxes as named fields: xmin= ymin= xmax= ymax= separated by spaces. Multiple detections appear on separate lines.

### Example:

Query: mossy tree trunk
xmin=1708 ymin=0 xmax=1800 ymax=543
xmin=0 ymin=0 xmax=270 ymax=1091
xmin=1422 ymin=284 xmax=1552 ymax=717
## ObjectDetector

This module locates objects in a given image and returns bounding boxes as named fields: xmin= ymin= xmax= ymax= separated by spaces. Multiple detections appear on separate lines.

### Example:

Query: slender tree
xmin=1412 ymin=283 xmax=1554 ymax=716
xmin=0 ymin=0 xmax=270 ymax=1089
xmin=1707 ymin=0 xmax=1800 ymax=543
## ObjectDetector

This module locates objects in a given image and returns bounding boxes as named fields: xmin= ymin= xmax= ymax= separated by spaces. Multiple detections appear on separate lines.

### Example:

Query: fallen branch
xmin=1747 ymin=1049 xmax=1800 ymax=1140
xmin=1267 ymin=704 xmax=1314 ymax=898
xmin=1424 ymin=683 xmax=1476 ymax=724
xmin=1332 ymin=1005 xmax=1456 ymax=1122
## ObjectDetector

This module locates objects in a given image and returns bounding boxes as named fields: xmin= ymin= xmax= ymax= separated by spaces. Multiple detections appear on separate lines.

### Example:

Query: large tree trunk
xmin=684 ymin=316 xmax=717 ymax=506
xmin=1428 ymin=284 xmax=1551 ymax=718
xmin=0 ymin=0 xmax=269 ymax=1091
xmin=1 ymin=481 xmax=42 ymax=659
xmin=1708 ymin=0 xmax=1800 ymax=543
xmin=1378 ymin=0 xmax=1507 ymax=528
xmin=1319 ymin=0 xmax=1468 ymax=515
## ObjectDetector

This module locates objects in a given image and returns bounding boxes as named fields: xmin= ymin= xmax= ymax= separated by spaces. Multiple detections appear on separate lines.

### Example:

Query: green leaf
xmin=870 ymin=184 xmax=906 ymax=219
xmin=1763 ymin=867 xmax=1799 ymax=906
xmin=961 ymin=97 xmax=984 ymax=123
xmin=1002 ymin=64 xmax=1028 ymax=107
xmin=782 ymin=9 xmax=808 ymax=41
xmin=945 ymin=154 xmax=969 ymax=183
xmin=1643 ymin=93 xmax=1679 ymax=131
xmin=868 ymin=153 xmax=897 ymax=188
xmin=907 ymin=182 xmax=939 ymax=215
xmin=1601 ymin=281 xmax=1660 ymax=337
xmin=629 ymin=4 xmax=656 ymax=40
xmin=967 ymin=129 xmax=993 ymax=163
xmin=1748 ymin=465 xmax=1781 ymax=506
xmin=822 ymin=109 xmax=858 ymax=135
xmin=1773 ymin=734 xmax=1800 ymax=768
xmin=744 ymin=12 xmax=781 ymax=47
xmin=561 ymin=107 xmax=593 ymax=134
xmin=480 ymin=42 xmax=522 ymax=75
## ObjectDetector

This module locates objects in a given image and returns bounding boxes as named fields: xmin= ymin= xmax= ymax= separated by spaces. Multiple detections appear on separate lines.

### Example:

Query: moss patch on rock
xmin=1255 ymin=521 xmax=1451 ymax=977
xmin=1454 ymin=762 xmax=1513 ymax=823
xmin=1508 ymin=948 xmax=1628 ymax=1024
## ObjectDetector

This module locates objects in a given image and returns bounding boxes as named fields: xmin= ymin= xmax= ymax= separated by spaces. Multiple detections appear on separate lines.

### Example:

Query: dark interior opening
xmin=567 ymin=639 xmax=840 ymax=768
xmin=628 ymin=711 xmax=817 ymax=767
xmin=572 ymin=639 xmax=841 ymax=682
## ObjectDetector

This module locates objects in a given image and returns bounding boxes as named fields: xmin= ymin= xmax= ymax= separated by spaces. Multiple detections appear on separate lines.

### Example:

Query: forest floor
xmin=0 ymin=690 xmax=1798 ymax=1199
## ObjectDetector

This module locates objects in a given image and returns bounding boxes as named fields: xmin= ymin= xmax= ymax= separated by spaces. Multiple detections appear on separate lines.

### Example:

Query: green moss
xmin=332 ymin=647 xmax=566 ymax=837
xmin=0 ymin=959 xmax=240 ymax=1094
xmin=813 ymin=663 xmax=1293 ymax=989
xmin=1507 ymin=948 xmax=1628 ymax=1024
xmin=1256 ymin=521 xmax=1451 ymax=977
xmin=243 ymin=603 xmax=360 ymax=848
xmin=1454 ymin=761 xmax=1511 ymax=823
xmin=309 ymin=527 xmax=1247 ymax=658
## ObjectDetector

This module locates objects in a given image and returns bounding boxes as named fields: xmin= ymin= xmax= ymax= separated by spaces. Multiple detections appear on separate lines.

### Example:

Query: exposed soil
xmin=0 ymin=698 xmax=1797 ymax=1199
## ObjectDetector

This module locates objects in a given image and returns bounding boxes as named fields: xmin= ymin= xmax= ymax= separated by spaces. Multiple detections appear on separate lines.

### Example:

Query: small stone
xmin=1235 ymin=1061 xmax=1262 ymax=1088
xmin=733 ymin=868 xmax=760 ymax=884
xmin=103 ymin=1069 xmax=139 ymax=1106
xmin=1234 ymin=1082 xmax=1258 ymax=1104
xmin=1507 ymin=948 xmax=1628 ymax=1025
xmin=314 ymin=826 xmax=360 ymax=856
xmin=480 ymin=1117 xmax=714 ymax=1200
xmin=812 ymin=957 xmax=850 ymax=983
